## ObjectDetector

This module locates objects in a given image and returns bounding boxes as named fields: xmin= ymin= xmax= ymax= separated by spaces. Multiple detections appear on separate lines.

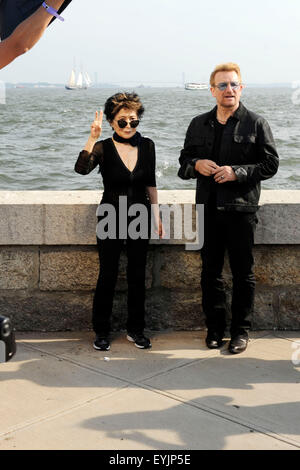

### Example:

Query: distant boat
xmin=185 ymin=82 xmax=208 ymax=90
xmin=65 ymin=69 xmax=92 ymax=90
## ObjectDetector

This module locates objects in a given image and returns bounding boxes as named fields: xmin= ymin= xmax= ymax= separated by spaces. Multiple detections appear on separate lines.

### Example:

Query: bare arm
xmin=146 ymin=186 xmax=158 ymax=205
xmin=0 ymin=1 xmax=65 ymax=70
xmin=146 ymin=187 xmax=164 ymax=238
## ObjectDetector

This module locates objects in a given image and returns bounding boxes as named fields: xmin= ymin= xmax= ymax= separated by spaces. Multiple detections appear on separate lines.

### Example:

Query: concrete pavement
xmin=0 ymin=330 xmax=299 ymax=450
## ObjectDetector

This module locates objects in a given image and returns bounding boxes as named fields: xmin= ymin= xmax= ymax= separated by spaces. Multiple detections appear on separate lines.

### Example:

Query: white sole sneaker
xmin=126 ymin=334 xmax=152 ymax=349
xmin=93 ymin=344 xmax=110 ymax=351
xmin=93 ymin=340 xmax=110 ymax=351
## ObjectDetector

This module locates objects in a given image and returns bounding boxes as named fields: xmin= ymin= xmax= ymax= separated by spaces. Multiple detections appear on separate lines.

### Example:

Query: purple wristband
xmin=42 ymin=2 xmax=65 ymax=22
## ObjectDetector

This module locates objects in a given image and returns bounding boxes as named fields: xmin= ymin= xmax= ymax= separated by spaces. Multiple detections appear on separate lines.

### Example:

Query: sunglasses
xmin=117 ymin=119 xmax=140 ymax=129
xmin=214 ymin=82 xmax=241 ymax=91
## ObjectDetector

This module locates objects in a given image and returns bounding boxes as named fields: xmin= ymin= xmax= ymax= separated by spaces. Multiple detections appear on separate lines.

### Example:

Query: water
xmin=0 ymin=87 xmax=299 ymax=191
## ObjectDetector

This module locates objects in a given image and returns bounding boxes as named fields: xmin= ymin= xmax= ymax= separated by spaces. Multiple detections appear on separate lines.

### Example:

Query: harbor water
xmin=0 ymin=87 xmax=299 ymax=191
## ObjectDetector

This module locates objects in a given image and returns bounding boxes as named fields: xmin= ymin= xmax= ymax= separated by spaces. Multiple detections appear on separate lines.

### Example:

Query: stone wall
xmin=0 ymin=190 xmax=299 ymax=331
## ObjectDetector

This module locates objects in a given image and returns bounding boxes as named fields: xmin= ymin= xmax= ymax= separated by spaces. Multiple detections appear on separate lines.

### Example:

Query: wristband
xmin=42 ymin=2 xmax=65 ymax=21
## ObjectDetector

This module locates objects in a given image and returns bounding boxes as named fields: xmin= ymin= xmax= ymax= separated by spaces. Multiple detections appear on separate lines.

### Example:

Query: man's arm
xmin=231 ymin=119 xmax=279 ymax=184
xmin=178 ymin=119 xmax=201 ymax=179
xmin=0 ymin=1 xmax=65 ymax=70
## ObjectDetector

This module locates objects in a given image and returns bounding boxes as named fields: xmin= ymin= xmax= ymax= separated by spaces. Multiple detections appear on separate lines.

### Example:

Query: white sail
xmin=76 ymin=72 xmax=83 ymax=88
xmin=66 ymin=63 xmax=91 ymax=90
xmin=67 ymin=69 xmax=76 ymax=88
xmin=84 ymin=72 xmax=92 ymax=87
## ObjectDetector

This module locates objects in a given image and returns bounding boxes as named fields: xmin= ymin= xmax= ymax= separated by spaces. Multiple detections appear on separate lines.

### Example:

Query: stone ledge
xmin=0 ymin=190 xmax=299 ymax=245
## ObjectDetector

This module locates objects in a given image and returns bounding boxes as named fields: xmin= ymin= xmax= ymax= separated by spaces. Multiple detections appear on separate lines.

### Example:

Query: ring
xmin=221 ymin=176 xmax=224 ymax=179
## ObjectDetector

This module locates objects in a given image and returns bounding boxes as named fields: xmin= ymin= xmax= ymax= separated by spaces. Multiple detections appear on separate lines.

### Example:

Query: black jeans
xmin=201 ymin=209 xmax=257 ymax=336
xmin=92 ymin=236 xmax=149 ymax=336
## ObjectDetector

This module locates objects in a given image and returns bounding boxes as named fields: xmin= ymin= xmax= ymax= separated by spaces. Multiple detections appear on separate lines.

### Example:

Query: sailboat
xmin=65 ymin=69 xmax=92 ymax=90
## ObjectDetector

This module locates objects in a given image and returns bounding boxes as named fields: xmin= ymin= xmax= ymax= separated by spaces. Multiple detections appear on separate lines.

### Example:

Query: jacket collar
xmin=233 ymin=101 xmax=247 ymax=121
xmin=205 ymin=101 xmax=247 ymax=125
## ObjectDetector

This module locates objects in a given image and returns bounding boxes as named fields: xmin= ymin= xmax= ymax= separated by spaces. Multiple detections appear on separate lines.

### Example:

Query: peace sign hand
xmin=90 ymin=110 xmax=103 ymax=140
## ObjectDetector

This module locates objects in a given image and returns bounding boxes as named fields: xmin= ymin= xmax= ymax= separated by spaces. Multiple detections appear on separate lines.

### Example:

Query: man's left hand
xmin=212 ymin=166 xmax=237 ymax=183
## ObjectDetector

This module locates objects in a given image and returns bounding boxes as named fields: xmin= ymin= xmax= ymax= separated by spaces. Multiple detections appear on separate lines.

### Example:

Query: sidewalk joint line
xmin=137 ymin=385 xmax=300 ymax=449
xmin=0 ymin=386 xmax=130 ymax=440
xmin=15 ymin=340 xmax=300 ymax=449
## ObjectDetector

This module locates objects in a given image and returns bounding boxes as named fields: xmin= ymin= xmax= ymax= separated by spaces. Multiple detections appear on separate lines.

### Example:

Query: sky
xmin=1 ymin=0 xmax=300 ymax=85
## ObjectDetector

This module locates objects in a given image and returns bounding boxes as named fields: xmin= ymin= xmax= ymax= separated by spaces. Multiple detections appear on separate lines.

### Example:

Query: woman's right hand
xmin=90 ymin=110 xmax=103 ymax=140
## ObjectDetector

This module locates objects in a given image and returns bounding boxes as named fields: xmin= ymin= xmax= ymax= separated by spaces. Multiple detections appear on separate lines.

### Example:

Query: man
xmin=0 ymin=0 xmax=72 ymax=70
xmin=178 ymin=63 xmax=279 ymax=354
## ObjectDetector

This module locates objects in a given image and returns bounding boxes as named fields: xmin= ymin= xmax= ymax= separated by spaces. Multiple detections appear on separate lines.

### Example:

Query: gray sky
xmin=1 ymin=0 xmax=300 ymax=85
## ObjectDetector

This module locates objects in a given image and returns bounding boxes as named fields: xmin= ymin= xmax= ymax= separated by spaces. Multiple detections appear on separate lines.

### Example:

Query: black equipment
xmin=0 ymin=316 xmax=16 ymax=363
xmin=0 ymin=0 xmax=72 ymax=40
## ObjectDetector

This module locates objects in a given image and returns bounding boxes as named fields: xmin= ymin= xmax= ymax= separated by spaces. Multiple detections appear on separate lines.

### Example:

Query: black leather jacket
xmin=178 ymin=102 xmax=279 ymax=212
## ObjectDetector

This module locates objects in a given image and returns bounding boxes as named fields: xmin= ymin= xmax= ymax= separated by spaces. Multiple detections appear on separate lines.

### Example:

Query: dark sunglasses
xmin=214 ymin=82 xmax=241 ymax=91
xmin=117 ymin=119 xmax=140 ymax=129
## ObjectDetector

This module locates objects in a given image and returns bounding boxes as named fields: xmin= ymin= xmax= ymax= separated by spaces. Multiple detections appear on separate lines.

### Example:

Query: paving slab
xmin=0 ymin=342 xmax=126 ymax=436
xmin=273 ymin=331 xmax=300 ymax=342
xmin=15 ymin=331 xmax=232 ymax=383
xmin=0 ymin=386 xmax=296 ymax=450
xmin=143 ymin=334 xmax=300 ymax=448
xmin=0 ymin=331 xmax=299 ymax=450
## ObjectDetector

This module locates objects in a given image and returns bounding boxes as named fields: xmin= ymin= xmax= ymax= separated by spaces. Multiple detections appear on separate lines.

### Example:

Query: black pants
xmin=201 ymin=209 xmax=257 ymax=336
xmin=92 ymin=237 xmax=149 ymax=336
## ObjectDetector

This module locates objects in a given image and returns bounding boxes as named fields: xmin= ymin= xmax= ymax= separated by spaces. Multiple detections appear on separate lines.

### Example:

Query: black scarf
xmin=113 ymin=131 xmax=142 ymax=147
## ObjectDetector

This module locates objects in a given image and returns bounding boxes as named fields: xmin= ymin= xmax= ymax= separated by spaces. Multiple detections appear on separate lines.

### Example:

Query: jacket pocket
xmin=220 ymin=181 xmax=261 ymax=212
xmin=235 ymin=183 xmax=260 ymax=208
xmin=233 ymin=135 xmax=256 ymax=144
xmin=232 ymin=134 xmax=257 ymax=162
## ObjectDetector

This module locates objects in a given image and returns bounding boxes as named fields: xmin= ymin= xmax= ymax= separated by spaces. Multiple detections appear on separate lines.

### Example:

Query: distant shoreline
xmin=4 ymin=82 xmax=293 ymax=89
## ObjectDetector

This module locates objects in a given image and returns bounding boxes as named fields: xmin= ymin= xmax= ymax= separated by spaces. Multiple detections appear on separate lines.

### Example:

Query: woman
xmin=75 ymin=92 xmax=162 ymax=351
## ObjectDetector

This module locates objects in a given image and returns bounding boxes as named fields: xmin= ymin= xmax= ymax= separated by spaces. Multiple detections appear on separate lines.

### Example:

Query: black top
xmin=212 ymin=118 xmax=226 ymax=165
xmin=207 ymin=118 xmax=226 ymax=209
xmin=75 ymin=136 xmax=156 ymax=207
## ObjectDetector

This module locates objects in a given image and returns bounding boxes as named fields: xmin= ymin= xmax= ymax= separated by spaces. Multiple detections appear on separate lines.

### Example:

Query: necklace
xmin=217 ymin=116 xmax=227 ymax=124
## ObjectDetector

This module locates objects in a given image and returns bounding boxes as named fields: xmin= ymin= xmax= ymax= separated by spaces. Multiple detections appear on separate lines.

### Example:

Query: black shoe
xmin=127 ymin=332 xmax=152 ymax=349
xmin=229 ymin=332 xmax=248 ymax=354
xmin=93 ymin=335 xmax=110 ymax=351
xmin=205 ymin=331 xmax=223 ymax=349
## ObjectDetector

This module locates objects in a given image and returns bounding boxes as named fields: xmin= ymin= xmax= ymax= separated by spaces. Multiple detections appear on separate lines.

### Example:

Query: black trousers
xmin=92 ymin=236 xmax=149 ymax=336
xmin=201 ymin=209 xmax=258 ymax=336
